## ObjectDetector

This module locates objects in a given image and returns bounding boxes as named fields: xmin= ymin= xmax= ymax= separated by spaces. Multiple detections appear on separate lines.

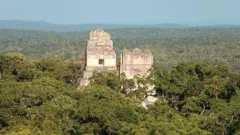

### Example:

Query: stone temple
xmin=120 ymin=48 xmax=153 ymax=79
xmin=79 ymin=29 xmax=117 ymax=86
xmin=78 ymin=29 xmax=153 ymax=87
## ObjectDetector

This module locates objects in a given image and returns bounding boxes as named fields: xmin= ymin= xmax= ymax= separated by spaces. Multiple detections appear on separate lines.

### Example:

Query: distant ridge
xmin=0 ymin=20 xmax=188 ymax=32
xmin=198 ymin=24 xmax=240 ymax=28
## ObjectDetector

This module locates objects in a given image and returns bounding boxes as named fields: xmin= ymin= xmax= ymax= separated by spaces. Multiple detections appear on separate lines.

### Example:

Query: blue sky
xmin=0 ymin=0 xmax=239 ymax=25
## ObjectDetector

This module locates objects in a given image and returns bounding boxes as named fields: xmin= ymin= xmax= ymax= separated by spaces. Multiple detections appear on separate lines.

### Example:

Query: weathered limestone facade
xmin=78 ymin=29 xmax=153 ymax=87
xmin=79 ymin=29 xmax=117 ymax=86
xmin=120 ymin=48 xmax=153 ymax=79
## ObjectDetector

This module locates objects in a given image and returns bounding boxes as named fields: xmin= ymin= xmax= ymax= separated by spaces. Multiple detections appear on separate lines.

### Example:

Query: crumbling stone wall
xmin=120 ymin=48 xmax=153 ymax=79
xmin=78 ymin=29 xmax=154 ymax=87
xmin=79 ymin=29 xmax=117 ymax=87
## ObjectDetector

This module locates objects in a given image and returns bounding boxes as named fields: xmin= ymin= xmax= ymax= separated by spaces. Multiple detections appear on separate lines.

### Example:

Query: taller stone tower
xmin=79 ymin=29 xmax=117 ymax=86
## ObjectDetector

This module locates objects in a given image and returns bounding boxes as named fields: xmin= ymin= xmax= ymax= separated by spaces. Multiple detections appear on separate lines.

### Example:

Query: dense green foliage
xmin=0 ymin=28 xmax=239 ymax=72
xmin=0 ymin=27 xmax=239 ymax=134
xmin=0 ymin=53 xmax=239 ymax=135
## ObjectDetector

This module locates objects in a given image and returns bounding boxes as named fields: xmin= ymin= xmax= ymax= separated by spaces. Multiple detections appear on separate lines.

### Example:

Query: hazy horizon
xmin=1 ymin=0 xmax=240 ymax=26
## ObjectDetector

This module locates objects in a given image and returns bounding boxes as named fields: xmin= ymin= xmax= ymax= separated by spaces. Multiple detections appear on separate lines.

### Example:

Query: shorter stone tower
xmin=79 ymin=29 xmax=117 ymax=86
xmin=120 ymin=48 xmax=153 ymax=79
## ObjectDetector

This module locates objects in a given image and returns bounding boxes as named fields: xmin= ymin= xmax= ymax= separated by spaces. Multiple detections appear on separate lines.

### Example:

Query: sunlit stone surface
xmin=78 ymin=29 xmax=117 ymax=87
xmin=120 ymin=48 xmax=153 ymax=79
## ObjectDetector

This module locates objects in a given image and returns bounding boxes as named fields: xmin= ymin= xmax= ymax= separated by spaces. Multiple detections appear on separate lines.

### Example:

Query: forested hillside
xmin=0 ymin=27 xmax=240 ymax=134
xmin=0 ymin=28 xmax=239 ymax=72
xmin=0 ymin=20 xmax=188 ymax=32
xmin=0 ymin=53 xmax=239 ymax=134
